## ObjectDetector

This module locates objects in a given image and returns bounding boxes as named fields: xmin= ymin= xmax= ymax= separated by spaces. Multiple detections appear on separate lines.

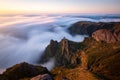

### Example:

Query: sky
xmin=0 ymin=0 xmax=120 ymax=14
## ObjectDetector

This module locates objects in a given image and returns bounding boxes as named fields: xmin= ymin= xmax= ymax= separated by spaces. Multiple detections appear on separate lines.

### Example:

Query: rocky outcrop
xmin=92 ymin=29 xmax=116 ymax=43
xmin=31 ymin=74 xmax=53 ymax=80
xmin=1 ymin=37 xmax=120 ymax=80
xmin=44 ymin=37 xmax=120 ymax=80
xmin=55 ymin=38 xmax=81 ymax=67
xmin=39 ymin=38 xmax=85 ymax=68
xmin=39 ymin=40 xmax=59 ymax=63
xmin=0 ymin=62 xmax=50 ymax=80
xmin=68 ymin=21 xmax=120 ymax=36
xmin=92 ymin=25 xmax=120 ymax=43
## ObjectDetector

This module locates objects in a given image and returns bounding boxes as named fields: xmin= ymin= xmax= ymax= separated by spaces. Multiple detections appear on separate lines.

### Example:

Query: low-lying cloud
xmin=0 ymin=14 xmax=119 ymax=73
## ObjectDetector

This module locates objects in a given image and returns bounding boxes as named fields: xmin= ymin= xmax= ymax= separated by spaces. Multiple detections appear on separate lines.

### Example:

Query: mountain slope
xmin=68 ymin=21 xmax=120 ymax=36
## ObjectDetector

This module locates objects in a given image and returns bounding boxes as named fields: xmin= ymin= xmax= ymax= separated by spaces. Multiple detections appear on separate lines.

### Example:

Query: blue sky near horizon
xmin=0 ymin=0 xmax=120 ymax=14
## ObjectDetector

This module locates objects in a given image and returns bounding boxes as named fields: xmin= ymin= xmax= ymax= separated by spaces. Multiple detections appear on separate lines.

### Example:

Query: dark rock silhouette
xmin=0 ymin=62 xmax=50 ymax=80
xmin=68 ymin=21 xmax=120 ymax=36
xmin=39 ymin=39 xmax=59 ymax=63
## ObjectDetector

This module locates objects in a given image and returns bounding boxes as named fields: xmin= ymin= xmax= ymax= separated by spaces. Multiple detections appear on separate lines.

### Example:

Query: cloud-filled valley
xmin=0 ymin=14 xmax=120 ymax=72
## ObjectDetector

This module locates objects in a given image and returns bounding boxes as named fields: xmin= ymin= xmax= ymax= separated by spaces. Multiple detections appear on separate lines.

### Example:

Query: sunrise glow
xmin=0 ymin=0 xmax=120 ymax=14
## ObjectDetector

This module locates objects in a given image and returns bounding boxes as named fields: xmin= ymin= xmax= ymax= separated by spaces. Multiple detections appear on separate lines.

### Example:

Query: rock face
xmin=0 ymin=62 xmax=50 ymax=80
xmin=39 ymin=40 xmax=59 ymax=63
xmin=55 ymin=38 xmax=82 ymax=67
xmin=92 ymin=29 xmax=116 ymax=43
xmin=92 ymin=26 xmax=120 ymax=43
xmin=68 ymin=21 xmax=120 ymax=36
xmin=80 ymin=51 xmax=88 ymax=70
xmin=82 ymin=38 xmax=120 ymax=80
xmin=39 ymin=38 xmax=85 ymax=68
xmin=1 ymin=37 xmax=120 ymax=80
xmin=41 ymin=37 xmax=120 ymax=80
xmin=31 ymin=74 xmax=53 ymax=80
xmin=113 ymin=26 xmax=120 ymax=41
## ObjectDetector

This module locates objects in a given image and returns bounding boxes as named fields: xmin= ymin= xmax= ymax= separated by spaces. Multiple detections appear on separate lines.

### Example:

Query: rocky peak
xmin=50 ymin=39 xmax=58 ymax=46
xmin=39 ymin=39 xmax=59 ymax=63
xmin=61 ymin=37 xmax=69 ymax=55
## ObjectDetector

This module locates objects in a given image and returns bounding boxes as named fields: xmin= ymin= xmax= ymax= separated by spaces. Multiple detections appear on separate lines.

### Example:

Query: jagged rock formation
xmin=55 ymin=38 xmax=81 ymax=67
xmin=1 ymin=37 xmax=120 ymax=80
xmin=92 ymin=25 xmax=120 ymax=43
xmin=39 ymin=38 xmax=85 ymax=68
xmin=39 ymin=40 xmax=59 ymax=63
xmin=31 ymin=74 xmax=53 ymax=80
xmin=1 ymin=21 xmax=120 ymax=80
xmin=68 ymin=21 xmax=120 ymax=36
xmin=40 ymin=37 xmax=120 ymax=80
xmin=0 ymin=62 xmax=50 ymax=80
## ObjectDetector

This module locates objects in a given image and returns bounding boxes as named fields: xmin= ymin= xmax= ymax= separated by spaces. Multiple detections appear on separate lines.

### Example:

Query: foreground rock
xmin=92 ymin=25 xmax=120 ymax=43
xmin=68 ymin=21 xmax=120 ymax=36
xmin=0 ymin=62 xmax=51 ymax=80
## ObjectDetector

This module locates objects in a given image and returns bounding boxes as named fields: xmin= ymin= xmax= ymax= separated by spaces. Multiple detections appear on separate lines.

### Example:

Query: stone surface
xmin=39 ymin=38 xmax=85 ymax=68
xmin=31 ymin=74 xmax=53 ymax=80
xmin=92 ymin=25 xmax=120 ymax=43
xmin=39 ymin=39 xmax=59 ymax=63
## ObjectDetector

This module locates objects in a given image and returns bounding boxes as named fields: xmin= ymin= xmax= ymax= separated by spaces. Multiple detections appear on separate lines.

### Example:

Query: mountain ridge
xmin=0 ymin=21 xmax=120 ymax=80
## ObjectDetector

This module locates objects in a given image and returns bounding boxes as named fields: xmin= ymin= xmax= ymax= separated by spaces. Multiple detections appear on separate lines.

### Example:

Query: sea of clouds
xmin=0 ymin=14 xmax=120 ymax=73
